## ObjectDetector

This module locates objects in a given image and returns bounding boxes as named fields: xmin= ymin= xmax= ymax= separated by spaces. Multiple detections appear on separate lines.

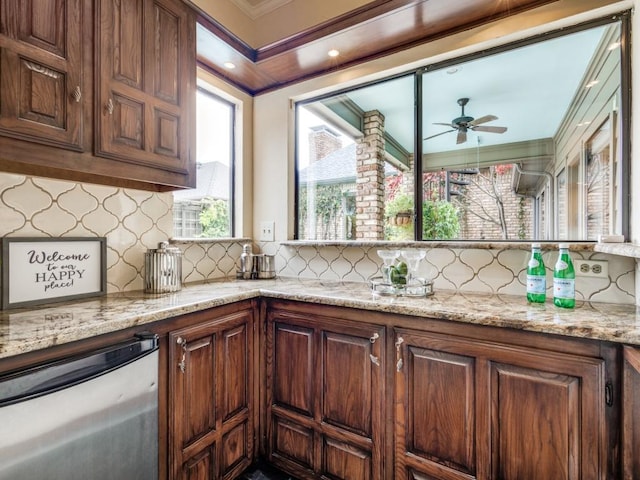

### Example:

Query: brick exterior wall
xmin=355 ymin=111 xmax=386 ymax=240
xmin=452 ymin=166 xmax=533 ymax=240
xmin=309 ymin=125 xmax=342 ymax=162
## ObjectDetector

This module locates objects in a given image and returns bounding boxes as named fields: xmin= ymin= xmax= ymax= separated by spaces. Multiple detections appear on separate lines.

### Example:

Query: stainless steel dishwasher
xmin=0 ymin=333 xmax=159 ymax=480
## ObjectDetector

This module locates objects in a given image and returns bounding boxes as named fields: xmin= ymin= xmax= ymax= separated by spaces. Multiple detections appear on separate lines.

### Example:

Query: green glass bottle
xmin=553 ymin=243 xmax=575 ymax=308
xmin=526 ymin=243 xmax=546 ymax=303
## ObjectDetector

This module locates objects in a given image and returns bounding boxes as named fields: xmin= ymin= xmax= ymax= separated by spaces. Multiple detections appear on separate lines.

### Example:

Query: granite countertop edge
xmin=1 ymin=277 xmax=639 ymax=360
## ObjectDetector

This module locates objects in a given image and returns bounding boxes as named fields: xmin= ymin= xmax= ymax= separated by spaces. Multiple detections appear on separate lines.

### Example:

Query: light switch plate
xmin=259 ymin=221 xmax=275 ymax=241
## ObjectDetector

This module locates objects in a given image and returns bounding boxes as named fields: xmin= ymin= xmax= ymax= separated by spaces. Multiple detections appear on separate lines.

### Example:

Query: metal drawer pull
xmin=370 ymin=354 xmax=380 ymax=366
xmin=106 ymin=98 xmax=114 ymax=115
xmin=395 ymin=337 xmax=404 ymax=372
xmin=177 ymin=336 xmax=187 ymax=373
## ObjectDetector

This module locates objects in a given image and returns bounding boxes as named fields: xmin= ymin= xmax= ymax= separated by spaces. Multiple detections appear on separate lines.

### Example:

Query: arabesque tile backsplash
xmin=0 ymin=173 xmax=636 ymax=304
xmin=259 ymin=242 xmax=636 ymax=304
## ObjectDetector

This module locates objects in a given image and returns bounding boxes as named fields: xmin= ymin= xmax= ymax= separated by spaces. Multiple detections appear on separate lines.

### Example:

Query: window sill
xmin=171 ymin=237 xmax=252 ymax=245
xmin=280 ymin=240 xmax=597 ymax=252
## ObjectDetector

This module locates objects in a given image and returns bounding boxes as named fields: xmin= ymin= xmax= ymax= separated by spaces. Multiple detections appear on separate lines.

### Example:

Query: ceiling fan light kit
xmin=425 ymin=97 xmax=508 ymax=144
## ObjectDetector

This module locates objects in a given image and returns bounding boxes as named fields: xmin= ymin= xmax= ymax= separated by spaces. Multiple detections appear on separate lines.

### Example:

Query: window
xmin=297 ymin=75 xmax=415 ymax=241
xmin=295 ymin=14 xmax=629 ymax=241
xmin=173 ymin=84 xmax=234 ymax=237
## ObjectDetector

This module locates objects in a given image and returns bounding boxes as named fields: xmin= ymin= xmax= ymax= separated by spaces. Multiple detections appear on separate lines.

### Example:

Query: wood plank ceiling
xmin=194 ymin=0 xmax=557 ymax=95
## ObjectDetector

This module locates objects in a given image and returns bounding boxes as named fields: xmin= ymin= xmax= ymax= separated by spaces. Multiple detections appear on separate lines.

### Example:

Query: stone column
xmin=402 ymin=154 xmax=415 ymax=199
xmin=355 ymin=110 xmax=385 ymax=240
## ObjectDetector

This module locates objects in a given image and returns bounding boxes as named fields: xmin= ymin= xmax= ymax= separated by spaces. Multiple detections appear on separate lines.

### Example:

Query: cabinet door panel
xmin=0 ymin=0 xmax=82 ymax=149
xmin=111 ymin=93 xmax=144 ymax=148
xmin=273 ymin=323 xmax=315 ymax=416
xmin=151 ymin=2 xmax=180 ymax=103
xmin=323 ymin=331 xmax=373 ymax=436
xmin=109 ymin=0 xmax=143 ymax=89
xmin=408 ymin=346 xmax=475 ymax=473
xmin=183 ymin=447 xmax=214 ymax=480
xmin=153 ymin=107 xmax=179 ymax=157
xmin=267 ymin=306 xmax=385 ymax=480
xmin=96 ymin=0 xmax=193 ymax=179
xmin=16 ymin=0 xmax=64 ymax=56
xmin=490 ymin=363 xmax=579 ymax=479
xmin=221 ymin=422 xmax=247 ymax=475
xmin=170 ymin=309 xmax=255 ymax=480
xmin=323 ymin=436 xmax=372 ymax=480
xmin=183 ymin=336 xmax=216 ymax=445
xmin=273 ymin=416 xmax=315 ymax=469
xmin=221 ymin=324 xmax=248 ymax=421
xmin=18 ymin=56 xmax=65 ymax=127
xmin=396 ymin=331 xmax=477 ymax=479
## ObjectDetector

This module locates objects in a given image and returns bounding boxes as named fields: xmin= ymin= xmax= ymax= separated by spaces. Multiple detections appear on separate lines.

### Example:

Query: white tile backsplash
xmin=259 ymin=241 xmax=636 ymax=305
xmin=0 ymin=172 xmax=635 ymax=304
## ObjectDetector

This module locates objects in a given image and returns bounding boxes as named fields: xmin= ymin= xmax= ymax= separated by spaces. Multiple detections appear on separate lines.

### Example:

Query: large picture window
xmin=295 ymin=14 xmax=629 ymax=241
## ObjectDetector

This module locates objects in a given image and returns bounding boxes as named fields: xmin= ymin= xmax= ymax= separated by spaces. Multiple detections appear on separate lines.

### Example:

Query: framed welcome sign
xmin=1 ymin=237 xmax=107 ymax=309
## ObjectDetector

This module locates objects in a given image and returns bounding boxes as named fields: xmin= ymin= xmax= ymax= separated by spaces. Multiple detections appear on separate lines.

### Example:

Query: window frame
xmin=173 ymin=83 xmax=236 ymax=238
xmin=293 ymin=11 xmax=630 ymax=242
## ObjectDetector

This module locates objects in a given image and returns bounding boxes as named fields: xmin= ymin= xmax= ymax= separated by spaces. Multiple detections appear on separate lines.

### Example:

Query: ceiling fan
xmin=424 ymin=97 xmax=507 ymax=145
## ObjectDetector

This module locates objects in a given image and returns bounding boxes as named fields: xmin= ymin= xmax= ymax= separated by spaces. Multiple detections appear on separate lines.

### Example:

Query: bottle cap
xmin=558 ymin=243 xmax=570 ymax=249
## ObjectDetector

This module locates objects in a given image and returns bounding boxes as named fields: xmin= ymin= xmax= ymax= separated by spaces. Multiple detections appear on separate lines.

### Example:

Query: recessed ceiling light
xmin=328 ymin=49 xmax=340 ymax=58
xmin=585 ymin=79 xmax=599 ymax=88
xmin=223 ymin=62 xmax=236 ymax=69
xmin=608 ymin=41 xmax=621 ymax=50
xmin=446 ymin=67 xmax=461 ymax=75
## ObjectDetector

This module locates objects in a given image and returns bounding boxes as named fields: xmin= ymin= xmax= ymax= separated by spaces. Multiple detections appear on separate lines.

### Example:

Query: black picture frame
xmin=1 ymin=237 xmax=107 ymax=310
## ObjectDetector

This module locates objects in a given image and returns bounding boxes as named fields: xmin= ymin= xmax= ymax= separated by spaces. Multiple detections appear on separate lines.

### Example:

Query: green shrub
xmin=422 ymin=200 xmax=460 ymax=239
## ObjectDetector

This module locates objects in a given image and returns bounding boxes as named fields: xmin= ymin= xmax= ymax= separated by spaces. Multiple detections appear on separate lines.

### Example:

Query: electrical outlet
xmin=574 ymin=260 xmax=608 ymax=278
xmin=259 ymin=221 xmax=275 ymax=241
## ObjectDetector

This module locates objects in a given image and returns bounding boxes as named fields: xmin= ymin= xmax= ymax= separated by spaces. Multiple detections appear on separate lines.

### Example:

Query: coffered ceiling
xmin=190 ymin=0 xmax=557 ymax=95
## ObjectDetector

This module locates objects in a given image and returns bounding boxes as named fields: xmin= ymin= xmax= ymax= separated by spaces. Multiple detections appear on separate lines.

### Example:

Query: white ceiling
xmin=343 ymin=24 xmax=609 ymax=155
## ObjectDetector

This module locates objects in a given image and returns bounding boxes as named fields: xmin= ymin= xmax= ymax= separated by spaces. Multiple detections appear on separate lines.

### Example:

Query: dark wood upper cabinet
xmin=0 ymin=0 xmax=84 ymax=149
xmin=96 ymin=0 xmax=194 ymax=176
xmin=0 ymin=0 xmax=196 ymax=191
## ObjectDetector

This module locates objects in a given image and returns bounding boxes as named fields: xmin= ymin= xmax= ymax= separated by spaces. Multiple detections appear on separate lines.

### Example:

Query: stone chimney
xmin=309 ymin=125 xmax=342 ymax=163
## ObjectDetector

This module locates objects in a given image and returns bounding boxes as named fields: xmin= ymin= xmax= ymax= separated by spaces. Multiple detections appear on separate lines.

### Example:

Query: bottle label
xmin=527 ymin=275 xmax=546 ymax=294
xmin=556 ymin=260 xmax=569 ymax=270
xmin=553 ymin=278 xmax=575 ymax=299
xmin=528 ymin=258 xmax=539 ymax=269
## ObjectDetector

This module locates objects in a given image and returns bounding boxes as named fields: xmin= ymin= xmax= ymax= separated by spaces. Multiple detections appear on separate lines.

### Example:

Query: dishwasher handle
xmin=0 ymin=332 xmax=158 ymax=407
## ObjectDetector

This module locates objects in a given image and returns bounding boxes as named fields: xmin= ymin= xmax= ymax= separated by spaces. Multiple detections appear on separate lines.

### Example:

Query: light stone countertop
xmin=1 ymin=277 xmax=639 ymax=360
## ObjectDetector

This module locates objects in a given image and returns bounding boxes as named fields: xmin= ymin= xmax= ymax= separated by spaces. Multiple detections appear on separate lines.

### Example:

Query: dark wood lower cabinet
xmin=394 ymin=327 xmax=609 ymax=480
xmin=623 ymin=345 xmax=640 ymax=479
xmin=90 ymin=299 xmax=618 ymax=480
xmin=265 ymin=303 xmax=386 ymax=479
xmin=168 ymin=308 xmax=256 ymax=480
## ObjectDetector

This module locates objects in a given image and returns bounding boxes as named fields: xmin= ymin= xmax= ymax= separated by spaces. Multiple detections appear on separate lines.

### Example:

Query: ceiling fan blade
xmin=433 ymin=122 xmax=454 ymax=127
xmin=424 ymin=129 xmax=455 ymax=140
xmin=473 ymin=125 xmax=507 ymax=134
xmin=456 ymin=130 xmax=467 ymax=144
xmin=469 ymin=115 xmax=497 ymax=126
